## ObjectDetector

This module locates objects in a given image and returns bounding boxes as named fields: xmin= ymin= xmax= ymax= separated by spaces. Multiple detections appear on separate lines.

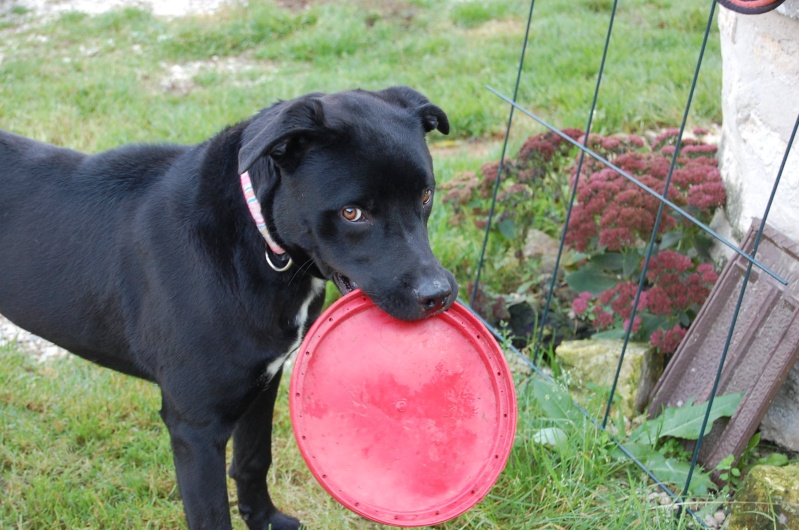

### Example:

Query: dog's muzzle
xmin=331 ymin=270 xmax=455 ymax=320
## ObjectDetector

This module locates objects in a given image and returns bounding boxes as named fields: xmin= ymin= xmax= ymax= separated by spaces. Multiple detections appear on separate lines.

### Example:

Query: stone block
xmin=761 ymin=360 xmax=799 ymax=451
xmin=728 ymin=464 xmax=799 ymax=530
xmin=556 ymin=339 xmax=664 ymax=418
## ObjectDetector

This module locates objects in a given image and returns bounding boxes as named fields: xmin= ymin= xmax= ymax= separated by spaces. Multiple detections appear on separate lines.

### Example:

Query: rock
xmin=0 ymin=315 xmax=67 ymax=362
xmin=523 ymin=229 xmax=561 ymax=275
xmin=760 ymin=361 xmax=799 ymax=451
xmin=556 ymin=339 xmax=665 ymax=418
xmin=728 ymin=464 xmax=799 ymax=530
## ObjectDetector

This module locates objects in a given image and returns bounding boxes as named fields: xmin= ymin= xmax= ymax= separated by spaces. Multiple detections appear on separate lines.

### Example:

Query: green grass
xmin=0 ymin=0 xmax=720 ymax=149
xmin=1 ymin=347 xmax=706 ymax=529
xmin=0 ymin=347 xmax=184 ymax=528
xmin=0 ymin=0 xmax=727 ymax=527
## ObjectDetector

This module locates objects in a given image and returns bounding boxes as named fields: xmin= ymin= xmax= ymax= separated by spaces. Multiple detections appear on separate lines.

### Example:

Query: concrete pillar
xmin=717 ymin=1 xmax=799 ymax=243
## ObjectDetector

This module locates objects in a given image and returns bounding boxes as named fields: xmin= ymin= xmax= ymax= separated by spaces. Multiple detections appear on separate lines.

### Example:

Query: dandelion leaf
xmin=633 ymin=392 xmax=744 ymax=445
xmin=532 ymin=378 xmax=581 ymax=422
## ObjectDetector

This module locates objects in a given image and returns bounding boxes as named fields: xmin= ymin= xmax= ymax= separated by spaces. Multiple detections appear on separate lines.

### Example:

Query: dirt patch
xmin=158 ymin=56 xmax=273 ymax=94
xmin=467 ymin=18 xmax=524 ymax=38
xmin=429 ymin=137 xmax=500 ymax=159
xmin=4 ymin=0 xmax=231 ymax=18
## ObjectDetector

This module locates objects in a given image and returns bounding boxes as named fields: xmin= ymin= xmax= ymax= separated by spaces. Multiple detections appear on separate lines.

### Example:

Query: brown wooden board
xmin=648 ymin=220 xmax=799 ymax=478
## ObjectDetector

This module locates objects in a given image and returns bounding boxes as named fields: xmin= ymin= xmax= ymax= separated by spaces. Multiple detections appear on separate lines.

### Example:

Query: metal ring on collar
xmin=265 ymin=251 xmax=293 ymax=273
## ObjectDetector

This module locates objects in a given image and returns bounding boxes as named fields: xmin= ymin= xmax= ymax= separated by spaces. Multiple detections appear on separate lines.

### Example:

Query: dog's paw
xmin=264 ymin=511 xmax=301 ymax=530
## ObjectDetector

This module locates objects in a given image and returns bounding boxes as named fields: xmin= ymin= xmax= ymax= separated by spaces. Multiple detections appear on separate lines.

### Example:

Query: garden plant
xmin=442 ymin=128 xmax=726 ymax=358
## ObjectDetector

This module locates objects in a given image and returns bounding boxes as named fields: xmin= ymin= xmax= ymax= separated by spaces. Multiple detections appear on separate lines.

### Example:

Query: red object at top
xmin=290 ymin=290 xmax=517 ymax=527
xmin=717 ymin=0 xmax=786 ymax=14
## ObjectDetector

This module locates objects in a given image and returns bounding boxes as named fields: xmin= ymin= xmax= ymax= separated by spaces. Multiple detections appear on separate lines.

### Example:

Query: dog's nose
xmin=416 ymin=281 xmax=453 ymax=315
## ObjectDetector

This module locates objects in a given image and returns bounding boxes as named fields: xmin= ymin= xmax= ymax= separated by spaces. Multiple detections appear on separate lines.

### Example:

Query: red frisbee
xmin=716 ymin=0 xmax=786 ymax=14
xmin=290 ymin=290 xmax=516 ymax=527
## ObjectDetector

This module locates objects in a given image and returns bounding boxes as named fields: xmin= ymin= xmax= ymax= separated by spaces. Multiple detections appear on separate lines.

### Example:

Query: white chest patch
xmin=264 ymin=278 xmax=325 ymax=381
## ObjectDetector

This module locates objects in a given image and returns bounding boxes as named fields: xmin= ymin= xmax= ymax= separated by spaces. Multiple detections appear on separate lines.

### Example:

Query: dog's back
xmin=0 ymin=130 xmax=187 ymax=375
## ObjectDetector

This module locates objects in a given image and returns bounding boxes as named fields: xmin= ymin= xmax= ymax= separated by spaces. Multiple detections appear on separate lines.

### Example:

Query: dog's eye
xmin=341 ymin=207 xmax=364 ymax=222
xmin=422 ymin=188 xmax=433 ymax=205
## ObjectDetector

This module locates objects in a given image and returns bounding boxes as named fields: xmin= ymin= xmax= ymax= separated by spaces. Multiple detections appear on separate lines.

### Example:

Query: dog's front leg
xmin=160 ymin=400 xmax=235 ymax=530
xmin=229 ymin=368 xmax=300 ymax=530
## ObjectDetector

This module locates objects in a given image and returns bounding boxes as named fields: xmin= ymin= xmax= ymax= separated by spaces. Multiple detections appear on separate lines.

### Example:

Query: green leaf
xmin=716 ymin=454 xmax=735 ymax=472
xmin=613 ymin=442 xmax=659 ymax=465
xmin=532 ymin=378 xmax=580 ymax=422
xmin=660 ymin=393 xmax=743 ymax=440
xmin=592 ymin=328 xmax=626 ymax=340
xmin=645 ymin=454 xmax=714 ymax=497
xmin=659 ymin=231 xmax=683 ymax=250
xmin=532 ymin=427 xmax=569 ymax=449
xmin=616 ymin=443 xmax=714 ymax=496
xmin=622 ymin=250 xmax=641 ymax=277
xmin=565 ymin=267 xmax=619 ymax=295
xmin=590 ymin=252 xmax=624 ymax=271
xmin=496 ymin=218 xmax=517 ymax=241
xmin=515 ymin=280 xmax=536 ymax=294
xmin=563 ymin=251 xmax=590 ymax=267
xmin=640 ymin=313 xmax=668 ymax=337
xmin=645 ymin=392 xmax=745 ymax=442
xmin=757 ymin=452 xmax=789 ymax=467
xmin=693 ymin=233 xmax=714 ymax=261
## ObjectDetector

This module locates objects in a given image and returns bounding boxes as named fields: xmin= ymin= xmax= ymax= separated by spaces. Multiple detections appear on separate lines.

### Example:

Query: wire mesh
xmin=465 ymin=0 xmax=799 ymax=526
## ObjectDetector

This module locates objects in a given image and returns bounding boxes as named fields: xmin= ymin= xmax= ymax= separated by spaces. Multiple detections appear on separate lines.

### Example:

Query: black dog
xmin=0 ymin=86 xmax=457 ymax=529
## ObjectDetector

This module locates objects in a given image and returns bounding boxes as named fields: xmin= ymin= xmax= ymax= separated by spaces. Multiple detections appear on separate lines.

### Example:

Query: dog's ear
xmin=416 ymin=102 xmax=450 ymax=135
xmin=374 ymin=86 xmax=450 ymax=136
xmin=238 ymin=95 xmax=325 ymax=174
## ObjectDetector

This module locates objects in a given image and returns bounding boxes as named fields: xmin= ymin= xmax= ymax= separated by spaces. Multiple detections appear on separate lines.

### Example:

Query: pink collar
xmin=240 ymin=171 xmax=293 ymax=272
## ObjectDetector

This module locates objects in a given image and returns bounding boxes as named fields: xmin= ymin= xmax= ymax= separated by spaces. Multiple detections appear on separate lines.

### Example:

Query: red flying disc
xmin=290 ymin=290 xmax=516 ymax=527
xmin=716 ymin=0 xmax=786 ymax=14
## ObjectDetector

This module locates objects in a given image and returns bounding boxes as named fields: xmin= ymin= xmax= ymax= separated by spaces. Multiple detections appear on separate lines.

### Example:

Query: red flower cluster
xmin=571 ymin=291 xmax=593 ymax=316
xmin=565 ymin=130 xmax=725 ymax=253
xmin=518 ymin=128 xmax=584 ymax=165
xmin=650 ymin=325 xmax=688 ymax=354
xmin=571 ymin=249 xmax=720 ymax=354
xmin=646 ymin=250 xmax=717 ymax=317
xmin=598 ymin=281 xmax=641 ymax=320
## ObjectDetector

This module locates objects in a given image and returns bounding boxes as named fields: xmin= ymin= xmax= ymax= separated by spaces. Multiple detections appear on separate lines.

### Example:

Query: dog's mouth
xmin=331 ymin=272 xmax=359 ymax=294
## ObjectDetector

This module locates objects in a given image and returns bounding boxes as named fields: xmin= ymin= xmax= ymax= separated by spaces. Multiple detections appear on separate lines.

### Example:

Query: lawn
xmin=2 ymin=346 xmax=704 ymax=529
xmin=1 ymin=0 xmax=724 ymax=528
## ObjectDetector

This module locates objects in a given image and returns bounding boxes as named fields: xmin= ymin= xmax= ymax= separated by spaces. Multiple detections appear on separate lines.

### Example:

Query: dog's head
xmin=238 ymin=86 xmax=458 ymax=321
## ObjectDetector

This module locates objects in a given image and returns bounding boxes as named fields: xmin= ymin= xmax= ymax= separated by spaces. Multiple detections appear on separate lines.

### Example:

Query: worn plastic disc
xmin=716 ymin=0 xmax=786 ymax=14
xmin=290 ymin=290 xmax=516 ymax=527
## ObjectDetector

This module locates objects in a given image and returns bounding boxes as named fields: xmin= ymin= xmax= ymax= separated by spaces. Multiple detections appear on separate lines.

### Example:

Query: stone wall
xmin=717 ymin=2 xmax=799 ymax=243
